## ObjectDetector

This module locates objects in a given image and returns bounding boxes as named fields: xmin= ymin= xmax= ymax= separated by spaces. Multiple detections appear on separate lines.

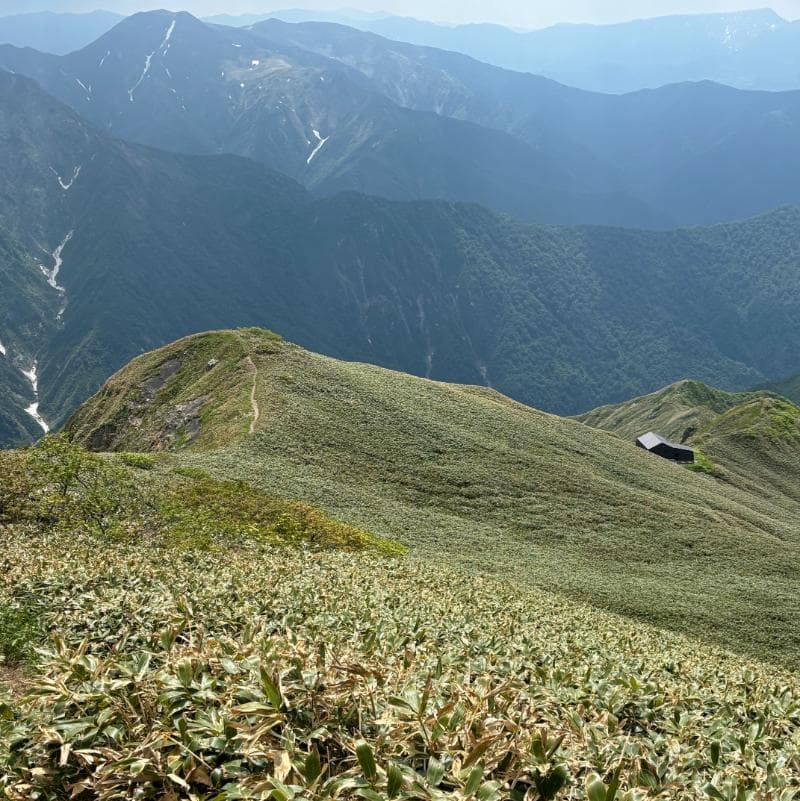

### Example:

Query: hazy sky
xmin=3 ymin=0 xmax=800 ymax=26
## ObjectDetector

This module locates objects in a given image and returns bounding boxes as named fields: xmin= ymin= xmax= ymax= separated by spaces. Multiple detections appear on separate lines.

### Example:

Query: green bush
xmin=171 ymin=466 xmax=211 ymax=481
xmin=158 ymin=473 xmax=406 ymax=556
xmin=0 ymin=450 xmax=35 ymax=528
xmin=2 ymin=438 xmax=404 ymax=557
xmin=117 ymin=452 xmax=158 ymax=470
xmin=0 ymin=605 xmax=38 ymax=666
xmin=26 ymin=435 xmax=141 ymax=537
xmin=684 ymin=448 xmax=718 ymax=475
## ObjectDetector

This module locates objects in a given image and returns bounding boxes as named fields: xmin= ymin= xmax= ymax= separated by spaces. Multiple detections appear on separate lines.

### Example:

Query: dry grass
xmin=0 ymin=665 xmax=35 ymax=697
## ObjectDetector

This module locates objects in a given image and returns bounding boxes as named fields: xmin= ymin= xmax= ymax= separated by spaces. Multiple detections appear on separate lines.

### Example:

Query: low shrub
xmin=684 ymin=448 xmax=718 ymax=475
xmin=117 ymin=451 xmax=158 ymax=470
xmin=2 ymin=436 xmax=404 ymax=556
xmin=0 ymin=605 xmax=38 ymax=666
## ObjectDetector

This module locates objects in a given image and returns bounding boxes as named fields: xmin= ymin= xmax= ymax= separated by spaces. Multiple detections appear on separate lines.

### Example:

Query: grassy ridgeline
xmin=574 ymin=379 xmax=774 ymax=444
xmin=68 ymin=330 xmax=800 ymax=668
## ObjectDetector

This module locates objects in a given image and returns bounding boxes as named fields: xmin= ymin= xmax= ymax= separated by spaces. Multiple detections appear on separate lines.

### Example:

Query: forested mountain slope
xmin=3 ymin=70 xmax=800 ymax=444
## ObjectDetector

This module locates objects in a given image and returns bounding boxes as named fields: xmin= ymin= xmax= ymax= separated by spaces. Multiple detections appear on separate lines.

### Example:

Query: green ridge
xmin=68 ymin=330 xmax=800 ymax=668
xmin=575 ymin=379 xmax=774 ymax=444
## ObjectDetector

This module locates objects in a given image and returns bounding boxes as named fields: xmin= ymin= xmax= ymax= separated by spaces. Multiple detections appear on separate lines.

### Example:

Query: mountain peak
xmin=66 ymin=328 xmax=286 ymax=452
xmin=84 ymin=8 xmax=211 ymax=51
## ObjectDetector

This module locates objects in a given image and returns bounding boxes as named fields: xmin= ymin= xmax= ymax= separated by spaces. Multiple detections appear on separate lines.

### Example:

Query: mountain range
xmin=4 ymin=11 xmax=800 ymax=228
xmin=301 ymin=7 xmax=800 ymax=94
xmin=4 ymin=66 xmax=800 ymax=446
xmin=5 ymin=8 xmax=800 ymax=93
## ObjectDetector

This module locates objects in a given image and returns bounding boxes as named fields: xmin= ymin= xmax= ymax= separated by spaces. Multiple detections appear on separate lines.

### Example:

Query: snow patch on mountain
xmin=75 ymin=77 xmax=92 ymax=101
xmin=20 ymin=364 xmax=37 ymax=393
xmin=25 ymin=402 xmax=49 ymax=433
xmin=40 ymin=230 xmax=73 ymax=294
xmin=0 ymin=340 xmax=6 ymax=357
xmin=51 ymin=165 xmax=82 ymax=191
xmin=21 ymin=362 xmax=50 ymax=433
xmin=98 ymin=49 xmax=110 ymax=68
xmin=161 ymin=19 xmax=176 ymax=52
xmin=128 ymin=52 xmax=154 ymax=101
xmin=306 ymin=129 xmax=329 ymax=164
xmin=128 ymin=19 xmax=175 ymax=102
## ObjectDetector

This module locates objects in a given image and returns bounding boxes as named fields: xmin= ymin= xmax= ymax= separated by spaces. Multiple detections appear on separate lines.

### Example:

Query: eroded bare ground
xmin=0 ymin=664 xmax=35 ymax=697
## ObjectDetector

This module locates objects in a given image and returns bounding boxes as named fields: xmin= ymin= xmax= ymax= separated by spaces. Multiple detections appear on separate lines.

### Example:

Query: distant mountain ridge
xmin=4 ymin=11 xmax=800 ymax=228
xmin=0 ymin=10 xmax=123 ymax=55
xmin=336 ymin=7 xmax=800 ymax=93
xmin=217 ymin=7 xmax=800 ymax=93
xmin=0 ymin=10 xmax=662 ymax=229
xmin=4 ymin=7 xmax=800 ymax=92
xmin=250 ymin=17 xmax=800 ymax=227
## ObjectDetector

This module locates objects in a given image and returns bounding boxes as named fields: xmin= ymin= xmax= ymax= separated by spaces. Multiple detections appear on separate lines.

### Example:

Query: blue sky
xmin=3 ymin=1 xmax=800 ymax=25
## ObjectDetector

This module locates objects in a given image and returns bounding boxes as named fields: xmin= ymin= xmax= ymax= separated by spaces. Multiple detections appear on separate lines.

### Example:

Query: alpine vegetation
xmin=3 ymin=3 xmax=800 ymax=797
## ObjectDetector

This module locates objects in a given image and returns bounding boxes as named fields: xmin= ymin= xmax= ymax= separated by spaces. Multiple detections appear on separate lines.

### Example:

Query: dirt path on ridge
xmin=245 ymin=355 xmax=260 ymax=434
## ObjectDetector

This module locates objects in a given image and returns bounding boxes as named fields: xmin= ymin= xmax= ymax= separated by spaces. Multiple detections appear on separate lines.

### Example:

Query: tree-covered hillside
xmin=758 ymin=372 xmax=800 ymax=407
xmin=4 ymin=70 xmax=800 ymax=443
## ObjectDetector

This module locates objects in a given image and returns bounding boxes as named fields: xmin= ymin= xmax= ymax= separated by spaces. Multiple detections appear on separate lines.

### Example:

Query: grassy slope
xmin=694 ymin=397 xmax=800 ymax=507
xmin=574 ymin=379 xmax=774 ymax=443
xmin=577 ymin=378 xmax=800 ymax=527
xmin=68 ymin=330 xmax=800 ymax=668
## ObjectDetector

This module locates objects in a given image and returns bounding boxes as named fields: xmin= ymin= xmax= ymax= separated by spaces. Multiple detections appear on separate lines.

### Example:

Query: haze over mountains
xmin=290 ymin=7 xmax=800 ymax=93
xmin=5 ymin=7 xmax=800 ymax=92
xmin=4 ymin=11 xmax=800 ymax=230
